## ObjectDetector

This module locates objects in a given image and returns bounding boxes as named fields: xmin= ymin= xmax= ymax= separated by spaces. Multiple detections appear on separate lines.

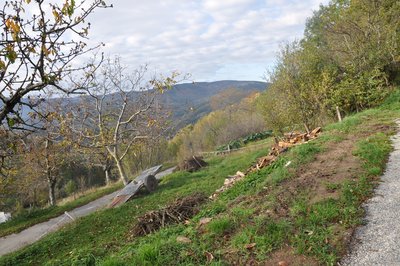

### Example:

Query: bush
xmin=65 ymin=180 xmax=77 ymax=196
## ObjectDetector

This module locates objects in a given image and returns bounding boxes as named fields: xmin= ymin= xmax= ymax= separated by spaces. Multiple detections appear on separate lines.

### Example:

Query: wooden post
xmin=304 ymin=123 xmax=310 ymax=134
xmin=336 ymin=106 xmax=342 ymax=122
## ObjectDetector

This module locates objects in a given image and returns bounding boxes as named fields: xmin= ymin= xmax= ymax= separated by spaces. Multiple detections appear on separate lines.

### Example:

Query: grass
xmin=1 ymin=89 xmax=399 ymax=265
xmin=0 ymin=182 xmax=123 ymax=238
xmin=0 ymin=144 xmax=268 ymax=265
xmin=353 ymin=133 xmax=393 ymax=175
xmin=159 ymin=161 xmax=177 ymax=171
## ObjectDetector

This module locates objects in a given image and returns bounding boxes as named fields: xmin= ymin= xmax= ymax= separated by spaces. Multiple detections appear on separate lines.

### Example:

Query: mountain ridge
xmin=156 ymin=80 xmax=269 ymax=130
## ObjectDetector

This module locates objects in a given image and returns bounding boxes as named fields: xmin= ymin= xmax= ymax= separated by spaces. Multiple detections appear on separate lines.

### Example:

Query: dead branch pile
xmin=177 ymin=156 xmax=208 ymax=172
xmin=210 ymin=127 xmax=322 ymax=199
xmin=130 ymin=192 xmax=207 ymax=237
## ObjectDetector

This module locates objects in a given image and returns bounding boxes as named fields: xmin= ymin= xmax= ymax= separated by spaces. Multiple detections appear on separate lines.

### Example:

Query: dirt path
xmin=341 ymin=120 xmax=400 ymax=265
xmin=0 ymin=167 xmax=175 ymax=257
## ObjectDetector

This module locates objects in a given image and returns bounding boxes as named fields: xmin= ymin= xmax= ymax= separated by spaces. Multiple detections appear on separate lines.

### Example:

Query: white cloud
xmin=82 ymin=0 xmax=329 ymax=81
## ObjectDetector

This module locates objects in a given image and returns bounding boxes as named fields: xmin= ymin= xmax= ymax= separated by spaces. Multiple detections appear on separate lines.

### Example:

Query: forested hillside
xmin=159 ymin=80 xmax=268 ymax=130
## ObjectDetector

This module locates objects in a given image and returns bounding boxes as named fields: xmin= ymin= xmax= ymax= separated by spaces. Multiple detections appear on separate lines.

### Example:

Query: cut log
xmin=310 ymin=127 xmax=322 ymax=136
xmin=144 ymin=175 xmax=158 ymax=192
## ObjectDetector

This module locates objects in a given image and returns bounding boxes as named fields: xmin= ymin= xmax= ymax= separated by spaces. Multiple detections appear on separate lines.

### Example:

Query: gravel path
xmin=341 ymin=120 xmax=400 ymax=265
xmin=0 ymin=167 xmax=175 ymax=257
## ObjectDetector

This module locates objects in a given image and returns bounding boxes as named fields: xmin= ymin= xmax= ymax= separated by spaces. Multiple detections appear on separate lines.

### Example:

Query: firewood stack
xmin=210 ymin=127 xmax=322 ymax=199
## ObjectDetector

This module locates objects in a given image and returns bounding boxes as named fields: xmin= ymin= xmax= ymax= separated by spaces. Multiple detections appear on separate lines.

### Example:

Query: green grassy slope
xmin=0 ymin=141 xmax=272 ymax=265
xmin=1 ymin=90 xmax=399 ymax=266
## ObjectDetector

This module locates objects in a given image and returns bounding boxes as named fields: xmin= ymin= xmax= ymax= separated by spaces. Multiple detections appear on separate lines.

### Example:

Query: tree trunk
xmin=45 ymin=139 xmax=57 ymax=206
xmin=48 ymin=179 xmax=56 ymax=206
xmin=104 ymin=166 xmax=111 ymax=185
xmin=116 ymin=159 xmax=129 ymax=186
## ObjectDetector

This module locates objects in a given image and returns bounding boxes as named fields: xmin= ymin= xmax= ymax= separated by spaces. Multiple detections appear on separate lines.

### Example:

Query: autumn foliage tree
xmin=0 ymin=0 xmax=109 ymax=129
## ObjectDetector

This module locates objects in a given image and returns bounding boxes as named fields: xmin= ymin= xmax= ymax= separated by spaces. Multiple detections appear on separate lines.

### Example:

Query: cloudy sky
xmin=87 ymin=0 xmax=328 ymax=82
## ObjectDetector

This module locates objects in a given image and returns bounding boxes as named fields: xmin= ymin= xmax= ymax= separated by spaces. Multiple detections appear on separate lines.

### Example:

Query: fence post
xmin=336 ymin=106 xmax=342 ymax=122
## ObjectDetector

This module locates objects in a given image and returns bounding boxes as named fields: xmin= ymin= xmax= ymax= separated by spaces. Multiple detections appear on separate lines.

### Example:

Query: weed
xmin=325 ymin=115 xmax=361 ymax=133
xmin=325 ymin=182 xmax=342 ymax=192
xmin=353 ymin=133 xmax=392 ymax=176
xmin=206 ymin=216 xmax=235 ymax=236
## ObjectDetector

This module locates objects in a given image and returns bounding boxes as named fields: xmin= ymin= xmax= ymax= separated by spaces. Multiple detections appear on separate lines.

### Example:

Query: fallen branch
xmin=129 ymin=192 xmax=208 ymax=237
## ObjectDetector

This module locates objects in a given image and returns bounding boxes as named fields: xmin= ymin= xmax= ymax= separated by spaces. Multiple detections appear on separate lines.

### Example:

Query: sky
xmin=85 ymin=0 xmax=328 ymax=82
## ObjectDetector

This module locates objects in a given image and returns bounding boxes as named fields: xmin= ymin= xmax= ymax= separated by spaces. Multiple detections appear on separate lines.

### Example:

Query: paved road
xmin=0 ymin=167 xmax=175 ymax=257
xmin=341 ymin=120 xmax=400 ymax=265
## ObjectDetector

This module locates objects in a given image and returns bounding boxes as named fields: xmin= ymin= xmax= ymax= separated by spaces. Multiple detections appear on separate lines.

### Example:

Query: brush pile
xmin=210 ymin=127 xmax=322 ymax=199
xmin=130 ymin=192 xmax=207 ymax=237
xmin=177 ymin=156 xmax=208 ymax=172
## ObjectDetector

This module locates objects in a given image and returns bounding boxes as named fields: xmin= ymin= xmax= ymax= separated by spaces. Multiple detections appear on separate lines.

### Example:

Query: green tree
xmin=65 ymin=180 xmax=77 ymax=197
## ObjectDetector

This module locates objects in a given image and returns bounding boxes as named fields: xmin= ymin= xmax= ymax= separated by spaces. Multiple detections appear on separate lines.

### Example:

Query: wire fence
xmin=197 ymin=140 xmax=271 ymax=157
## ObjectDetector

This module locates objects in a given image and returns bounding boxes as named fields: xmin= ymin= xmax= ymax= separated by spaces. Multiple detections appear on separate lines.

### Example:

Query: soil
xmin=264 ymin=138 xmax=364 ymax=264
xmin=219 ymin=134 xmax=367 ymax=265
xmin=260 ymin=124 xmax=395 ymax=265
xmin=251 ymin=137 xmax=362 ymax=215
xmin=265 ymin=246 xmax=320 ymax=266
xmin=298 ymin=139 xmax=362 ymax=204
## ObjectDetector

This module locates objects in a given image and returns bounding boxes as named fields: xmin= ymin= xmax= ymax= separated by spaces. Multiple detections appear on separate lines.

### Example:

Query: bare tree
xmin=25 ymin=109 xmax=72 ymax=206
xmin=0 ymin=0 xmax=109 ymax=129
xmin=73 ymin=57 xmax=178 ymax=185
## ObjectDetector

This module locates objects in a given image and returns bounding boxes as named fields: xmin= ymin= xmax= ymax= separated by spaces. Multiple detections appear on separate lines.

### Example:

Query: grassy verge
xmin=1 ymin=90 xmax=399 ymax=265
xmin=0 ymin=182 xmax=123 ymax=238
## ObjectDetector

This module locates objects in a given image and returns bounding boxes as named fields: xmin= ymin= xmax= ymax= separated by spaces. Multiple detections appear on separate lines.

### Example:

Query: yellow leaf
xmin=28 ymin=46 xmax=36 ymax=54
xmin=11 ymin=21 xmax=20 ymax=34
xmin=53 ymin=9 xmax=60 ymax=23
xmin=42 ymin=46 xmax=50 ymax=57
xmin=5 ymin=19 xmax=12 ymax=29
xmin=0 ymin=60 xmax=5 ymax=71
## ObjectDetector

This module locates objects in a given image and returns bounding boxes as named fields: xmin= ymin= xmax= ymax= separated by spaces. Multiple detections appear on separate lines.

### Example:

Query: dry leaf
xmin=245 ymin=243 xmax=256 ymax=249
xmin=205 ymin=251 xmax=214 ymax=263
xmin=199 ymin=217 xmax=212 ymax=226
xmin=278 ymin=261 xmax=288 ymax=266
xmin=176 ymin=236 xmax=192 ymax=244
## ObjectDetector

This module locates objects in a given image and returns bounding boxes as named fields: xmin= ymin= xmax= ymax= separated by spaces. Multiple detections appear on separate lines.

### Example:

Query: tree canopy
xmin=257 ymin=0 xmax=400 ymax=133
xmin=0 ymin=0 xmax=109 ymax=130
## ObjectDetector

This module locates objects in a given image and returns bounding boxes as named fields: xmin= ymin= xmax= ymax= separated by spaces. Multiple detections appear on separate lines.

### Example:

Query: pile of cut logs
xmin=210 ymin=127 xmax=322 ymax=199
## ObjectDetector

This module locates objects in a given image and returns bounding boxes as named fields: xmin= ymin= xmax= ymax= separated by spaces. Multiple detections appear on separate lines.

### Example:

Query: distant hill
xmin=2 ymin=80 xmax=269 ymax=130
xmin=157 ymin=80 xmax=269 ymax=130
